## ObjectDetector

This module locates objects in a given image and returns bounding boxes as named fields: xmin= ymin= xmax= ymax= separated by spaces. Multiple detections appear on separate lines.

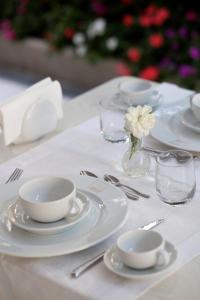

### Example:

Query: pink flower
xmin=149 ymin=33 xmax=164 ymax=48
xmin=91 ymin=1 xmax=107 ymax=15
xmin=139 ymin=15 xmax=152 ymax=27
xmin=0 ymin=20 xmax=16 ymax=40
xmin=186 ymin=11 xmax=198 ymax=22
xmin=17 ymin=0 xmax=29 ymax=15
xmin=3 ymin=29 xmax=16 ymax=40
xmin=0 ymin=20 xmax=12 ymax=31
xmin=116 ymin=63 xmax=132 ymax=76
xmin=122 ymin=15 xmax=134 ymax=27
xmin=127 ymin=48 xmax=141 ymax=62
xmin=179 ymin=65 xmax=197 ymax=78
xmin=139 ymin=66 xmax=160 ymax=81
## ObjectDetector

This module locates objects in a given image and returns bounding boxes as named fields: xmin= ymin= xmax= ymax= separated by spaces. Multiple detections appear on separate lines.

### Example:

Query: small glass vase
xmin=122 ymin=135 xmax=150 ymax=177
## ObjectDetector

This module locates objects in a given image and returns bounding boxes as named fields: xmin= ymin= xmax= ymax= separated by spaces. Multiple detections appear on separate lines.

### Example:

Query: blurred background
xmin=0 ymin=0 xmax=200 ymax=98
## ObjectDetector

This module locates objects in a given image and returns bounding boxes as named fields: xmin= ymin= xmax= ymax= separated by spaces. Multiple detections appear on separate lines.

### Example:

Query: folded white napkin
xmin=155 ymin=82 xmax=194 ymax=108
xmin=0 ymin=77 xmax=63 ymax=145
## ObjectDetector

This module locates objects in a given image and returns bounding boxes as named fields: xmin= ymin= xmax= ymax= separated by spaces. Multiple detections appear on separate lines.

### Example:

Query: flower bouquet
xmin=122 ymin=105 xmax=155 ymax=177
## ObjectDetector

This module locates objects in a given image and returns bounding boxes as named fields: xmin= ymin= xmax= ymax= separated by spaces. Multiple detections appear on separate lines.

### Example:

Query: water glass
xmin=155 ymin=150 xmax=196 ymax=205
xmin=99 ymin=98 xmax=128 ymax=143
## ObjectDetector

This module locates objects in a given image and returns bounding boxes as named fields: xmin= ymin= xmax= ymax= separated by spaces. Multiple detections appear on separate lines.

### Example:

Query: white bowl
xmin=118 ymin=78 xmax=154 ymax=106
xmin=18 ymin=176 xmax=76 ymax=223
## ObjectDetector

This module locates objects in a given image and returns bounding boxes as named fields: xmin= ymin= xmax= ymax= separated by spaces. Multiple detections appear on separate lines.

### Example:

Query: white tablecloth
xmin=0 ymin=76 xmax=200 ymax=300
xmin=0 ymin=119 xmax=199 ymax=300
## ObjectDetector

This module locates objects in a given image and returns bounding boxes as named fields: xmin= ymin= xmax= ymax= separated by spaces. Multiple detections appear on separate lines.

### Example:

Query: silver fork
xmin=5 ymin=168 xmax=23 ymax=184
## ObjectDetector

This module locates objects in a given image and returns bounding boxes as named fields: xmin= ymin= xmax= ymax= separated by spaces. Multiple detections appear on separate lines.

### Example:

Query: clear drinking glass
xmin=155 ymin=150 xmax=196 ymax=205
xmin=99 ymin=98 xmax=128 ymax=143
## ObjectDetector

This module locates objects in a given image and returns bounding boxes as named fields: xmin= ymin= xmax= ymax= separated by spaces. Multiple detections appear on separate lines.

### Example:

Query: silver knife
xmin=71 ymin=218 xmax=165 ymax=278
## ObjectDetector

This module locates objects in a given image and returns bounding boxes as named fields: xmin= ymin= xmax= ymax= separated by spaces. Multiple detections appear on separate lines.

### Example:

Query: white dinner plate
xmin=8 ymin=191 xmax=91 ymax=235
xmin=110 ymin=90 xmax=162 ymax=112
xmin=103 ymin=241 xmax=177 ymax=279
xmin=151 ymin=108 xmax=200 ymax=152
xmin=0 ymin=176 xmax=128 ymax=257
xmin=181 ymin=108 xmax=200 ymax=134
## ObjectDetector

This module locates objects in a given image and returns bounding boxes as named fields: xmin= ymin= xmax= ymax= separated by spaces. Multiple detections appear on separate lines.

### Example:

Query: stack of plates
xmin=181 ymin=108 xmax=200 ymax=134
xmin=8 ymin=191 xmax=91 ymax=235
xmin=151 ymin=107 xmax=200 ymax=152
xmin=0 ymin=176 xmax=128 ymax=257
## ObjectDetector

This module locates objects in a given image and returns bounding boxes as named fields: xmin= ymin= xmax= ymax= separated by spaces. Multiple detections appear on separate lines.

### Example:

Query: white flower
xmin=106 ymin=37 xmax=118 ymax=50
xmin=75 ymin=45 xmax=87 ymax=56
xmin=87 ymin=18 xmax=106 ymax=39
xmin=73 ymin=33 xmax=85 ymax=45
xmin=124 ymin=105 xmax=155 ymax=139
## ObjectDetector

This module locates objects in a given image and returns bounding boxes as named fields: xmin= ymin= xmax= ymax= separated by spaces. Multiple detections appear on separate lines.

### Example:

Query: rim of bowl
xmin=117 ymin=229 xmax=163 ymax=254
xmin=118 ymin=79 xmax=153 ymax=95
xmin=19 ymin=176 xmax=75 ymax=205
xmin=191 ymin=93 xmax=200 ymax=107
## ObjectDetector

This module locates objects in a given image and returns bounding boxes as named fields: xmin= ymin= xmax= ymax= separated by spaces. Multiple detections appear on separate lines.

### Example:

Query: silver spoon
xmin=80 ymin=170 xmax=139 ymax=200
xmin=104 ymin=174 xmax=150 ymax=199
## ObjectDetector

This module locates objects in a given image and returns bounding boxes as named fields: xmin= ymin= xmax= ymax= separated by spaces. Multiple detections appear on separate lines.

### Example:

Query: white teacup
xmin=18 ymin=176 xmax=76 ymax=223
xmin=190 ymin=93 xmax=200 ymax=122
xmin=118 ymin=78 xmax=155 ymax=106
xmin=117 ymin=229 xmax=169 ymax=269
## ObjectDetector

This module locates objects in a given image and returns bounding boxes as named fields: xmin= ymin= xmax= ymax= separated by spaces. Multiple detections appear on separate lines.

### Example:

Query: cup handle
xmin=154 ymin=248 xmax=170 ymax=270
xmin=148 ymin=90 xmax=158 ymax=102
xmin=67 ymin=199 xmax=81 ymax=219
xmin=190 ymin=94 xmax=194 ymax=107
xmin=190 ymin=93 xmax=197 ymax=107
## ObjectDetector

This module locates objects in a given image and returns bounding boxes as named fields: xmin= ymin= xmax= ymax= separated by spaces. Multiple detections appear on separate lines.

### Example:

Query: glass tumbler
xmin=155 ymin=150 xmax=196 ymax=205
xmin=99 ymin=97 xmax=128 ymax=143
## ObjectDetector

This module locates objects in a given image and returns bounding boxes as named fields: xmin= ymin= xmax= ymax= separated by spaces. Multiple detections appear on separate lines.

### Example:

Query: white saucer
xmin=103 ymin=241 xmax=177 ymax=279
xmin=8 ymin=191 xmax=91 ymax=235
xmin=181 ymin=108 xmax=200 ymax=134
xmin=110 ymin=90 xmax=162 ymax=111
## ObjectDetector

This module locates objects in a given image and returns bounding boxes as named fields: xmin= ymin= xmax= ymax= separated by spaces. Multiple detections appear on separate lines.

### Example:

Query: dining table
xmin=0 ymin=75 xmax=200 ymax=300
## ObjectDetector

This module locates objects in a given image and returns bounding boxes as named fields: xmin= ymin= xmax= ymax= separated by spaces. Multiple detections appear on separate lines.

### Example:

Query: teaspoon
xmin=80 ymin=170 xmax=139 ymax=200
xmin=104 ymin=174 xmax=150 ymax=199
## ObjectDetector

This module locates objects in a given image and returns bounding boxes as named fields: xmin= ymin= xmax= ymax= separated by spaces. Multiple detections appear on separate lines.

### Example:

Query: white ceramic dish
xmin=118 ymin=79 xmax=154 ymax=106
xmin=103 ymin=241 xmax=177 ymax=279
xmin=0 ymin=176 xmax=128 ymax=257
xmin=117 ymin=229 xmax=169 ymax=270
xmin=8 ymin=191 xmax=90 ymax=235
xmin=110 ymin=91 xmax=162 ymax=112
xmin=151 ymin=107 xmax=200 ymax=152
xmin=181 ymin=108 xmax=200 ymax=134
